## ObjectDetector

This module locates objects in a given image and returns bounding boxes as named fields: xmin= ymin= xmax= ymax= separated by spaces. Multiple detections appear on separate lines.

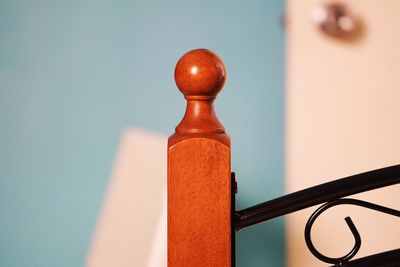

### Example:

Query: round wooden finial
xmin=173 ymin=49 xmax=227 ymax=136
xmin=175 ymin=49 xmax=226 ymax=98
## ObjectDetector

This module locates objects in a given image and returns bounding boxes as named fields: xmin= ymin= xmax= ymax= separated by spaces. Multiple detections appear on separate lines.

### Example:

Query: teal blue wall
xmin=0 ymin=0 xmax=284 ymax=266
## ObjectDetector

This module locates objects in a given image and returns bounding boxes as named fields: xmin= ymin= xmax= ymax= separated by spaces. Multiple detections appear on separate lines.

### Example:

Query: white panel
xmin=286 ymin=1 xmax=400 ymax=266
xmin=86 ymin=128 xmax=167 ymax=267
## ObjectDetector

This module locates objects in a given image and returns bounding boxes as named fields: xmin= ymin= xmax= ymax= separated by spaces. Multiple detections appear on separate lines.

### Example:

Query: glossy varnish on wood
xmin=168 ymin=49 xmax=232 ymax=266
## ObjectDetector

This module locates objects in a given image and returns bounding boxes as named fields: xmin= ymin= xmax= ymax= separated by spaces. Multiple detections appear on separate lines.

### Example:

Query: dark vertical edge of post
xmin=231 ymin=172 xmax=236 ymax=267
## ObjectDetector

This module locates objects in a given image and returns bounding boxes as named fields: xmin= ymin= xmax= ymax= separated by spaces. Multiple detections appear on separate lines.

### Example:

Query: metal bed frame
xmin=168 ymin=48 xmax=399 ymax=267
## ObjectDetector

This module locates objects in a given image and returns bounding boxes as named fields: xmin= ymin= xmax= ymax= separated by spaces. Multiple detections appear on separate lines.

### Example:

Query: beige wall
xmin=86 ymin=129 xmax=167 ymax=267
xmin=286 ymin=1 xmax=400 ymax=266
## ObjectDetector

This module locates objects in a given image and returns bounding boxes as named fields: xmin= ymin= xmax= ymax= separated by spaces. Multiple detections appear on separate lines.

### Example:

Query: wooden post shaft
xmin=168 ymin=49 xmax=232 ymax=266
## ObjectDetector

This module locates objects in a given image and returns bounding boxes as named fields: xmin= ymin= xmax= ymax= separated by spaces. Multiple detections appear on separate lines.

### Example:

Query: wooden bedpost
xmin=168 ymin=49 xmax=232 ymax=266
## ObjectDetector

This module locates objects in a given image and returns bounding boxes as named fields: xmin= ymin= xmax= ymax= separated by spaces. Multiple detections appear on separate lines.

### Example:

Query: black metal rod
xmin=235 ymin=164 xmax=400 ymax=231
xmin=329 ymin=248 xmax=400 ymax=267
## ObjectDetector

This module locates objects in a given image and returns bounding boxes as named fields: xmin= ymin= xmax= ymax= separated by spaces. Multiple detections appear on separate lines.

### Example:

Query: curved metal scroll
xmin=234 ymin=164 xmax=400 ymax=266
xmin=305 ymin=198 xmax=400 ymax=266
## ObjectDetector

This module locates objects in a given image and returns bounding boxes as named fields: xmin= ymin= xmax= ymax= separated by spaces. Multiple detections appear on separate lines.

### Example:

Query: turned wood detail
xmin=174 ymin=49 xmax=227 ymax=134
xmin=168 ymin=49 xmax=232 ymax=267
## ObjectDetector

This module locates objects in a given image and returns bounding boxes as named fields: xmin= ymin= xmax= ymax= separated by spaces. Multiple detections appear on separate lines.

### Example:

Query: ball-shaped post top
xmin=175 ymin=49 xmax=226 ymax=98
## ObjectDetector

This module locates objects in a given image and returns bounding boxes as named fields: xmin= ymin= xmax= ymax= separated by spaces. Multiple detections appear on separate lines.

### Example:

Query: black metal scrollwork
xmin=234 ymin=164 xmax=400 ymax=266
xmin=305 ymin=198 xmax=400 ymax=266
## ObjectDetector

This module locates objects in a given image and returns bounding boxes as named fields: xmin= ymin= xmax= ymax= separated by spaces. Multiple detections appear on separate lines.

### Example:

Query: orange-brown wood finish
xmin=168 ymin=49 xmax=232 ymax=267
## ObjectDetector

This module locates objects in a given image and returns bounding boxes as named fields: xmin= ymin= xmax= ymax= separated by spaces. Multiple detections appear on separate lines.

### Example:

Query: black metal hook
xmin=305 ymin=198 xmax=400 ymax=266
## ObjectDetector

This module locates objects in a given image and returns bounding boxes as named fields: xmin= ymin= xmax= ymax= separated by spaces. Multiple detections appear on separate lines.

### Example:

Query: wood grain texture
xmin=168 ymin=49 xmax=231 ymax=266
xmin=168 ymin=138 xmax=231 ymax=266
